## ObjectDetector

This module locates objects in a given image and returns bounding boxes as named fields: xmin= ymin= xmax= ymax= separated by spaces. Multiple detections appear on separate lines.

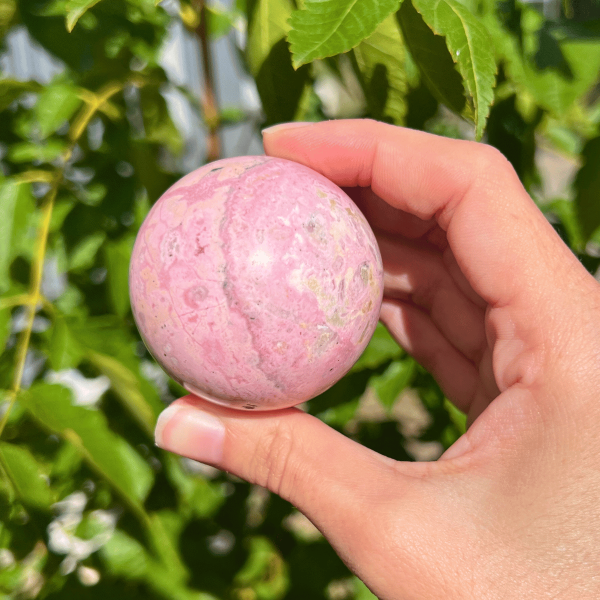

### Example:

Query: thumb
xmin=154 ymin=395 xmax=416 ymax=544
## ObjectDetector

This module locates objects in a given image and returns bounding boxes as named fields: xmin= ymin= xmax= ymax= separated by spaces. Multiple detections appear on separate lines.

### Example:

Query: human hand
xmin=155 ymin=120 xmax=600 ymax=599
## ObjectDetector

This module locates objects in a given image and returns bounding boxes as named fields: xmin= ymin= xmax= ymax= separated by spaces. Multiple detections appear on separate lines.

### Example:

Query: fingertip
xmin=155 ymin=399 xmax=225 ymax=465
xmin=261 ymin=121 xmax=315 ymax=137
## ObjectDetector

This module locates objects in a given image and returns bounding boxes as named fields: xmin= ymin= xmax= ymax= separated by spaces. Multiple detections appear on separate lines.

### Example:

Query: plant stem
xmin=0 ymin=183 xmax=57 ymax=439
xmin=0 ymin=82 xmax=125 ymax=440
xmin=194 ymin=0 xmax=221 ymax=162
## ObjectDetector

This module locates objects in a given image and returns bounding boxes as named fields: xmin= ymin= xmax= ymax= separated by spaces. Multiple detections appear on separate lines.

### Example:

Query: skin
xmin=155 ymin=120 xmax=600 ymax=599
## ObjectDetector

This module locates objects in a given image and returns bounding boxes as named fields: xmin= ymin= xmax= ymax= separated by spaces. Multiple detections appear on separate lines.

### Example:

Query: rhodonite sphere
xmin=129 ymin=156 xmax=383 ymax=410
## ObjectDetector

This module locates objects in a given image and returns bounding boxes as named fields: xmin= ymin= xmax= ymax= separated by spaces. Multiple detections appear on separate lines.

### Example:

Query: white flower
xmin=44 ymin=369 xmax=110 ymax=407
xmin=47 ymin=492 xmax=118 ymax=575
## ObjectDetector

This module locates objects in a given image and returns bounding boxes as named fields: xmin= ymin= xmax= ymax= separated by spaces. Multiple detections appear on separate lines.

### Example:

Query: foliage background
xmin=1 ymin=0 xmax=600 ymax=598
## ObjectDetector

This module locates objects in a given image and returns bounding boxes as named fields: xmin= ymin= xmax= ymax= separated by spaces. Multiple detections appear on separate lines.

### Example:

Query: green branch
xmin=0 ymin=82 xmax=125 ymax=441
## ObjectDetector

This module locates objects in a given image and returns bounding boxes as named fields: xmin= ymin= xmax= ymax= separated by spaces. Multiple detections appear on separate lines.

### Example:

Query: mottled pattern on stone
xmin=129 ymin=156 xmax=383 ymax=410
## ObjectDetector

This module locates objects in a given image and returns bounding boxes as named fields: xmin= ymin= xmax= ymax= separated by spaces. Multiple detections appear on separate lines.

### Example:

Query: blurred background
xmin=1 ymin=0 xmax=600 ymax=598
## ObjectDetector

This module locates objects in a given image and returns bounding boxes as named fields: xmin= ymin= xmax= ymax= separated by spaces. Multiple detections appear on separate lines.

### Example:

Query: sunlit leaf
xmin=208 ymin=4 xmax=236 ymax=39
xmin=352 ymin=322 xmax=403 ymax=371
xmin=50 ymin=442 xmax=82 ymax=480
xmin=288 ymin=0 xmax=401 ymax=68
xmin=544 ymin=198 xmax=584 ymax=252
xmin=354 ymin=14 xmax=407 ymax=124
xmin=104 ymin=235 xmax=134 ymax=318
xmin=483 ymin=4 xmax=600 ymax=116
xmin=311 ymin=368 xmax=372 ymax=416
xmin=409 ymin=0 xmax=497 ymax=139
xmin=48 ymin=315 xmax=85 ymax=370
xmin=234 ymin=537 xmax=288 ymax=598
xmin=353 ymin=576 xmax=378 ymax=599
xmin=0 ymin=442 xmax=54 ymax=509
xmin=0 ymin=307 xmax=10 ymax=354
xmin=220 ymin=106 xmax=246 ymax=125
xmin=245 ymin=0 xmax=310 ymax=125
xmin=23 ymin=382 xmax=154 ymax=504
xmin=8 ymin=140 xmax=67 ymax=163
xmin=246 ymin=0 xmax=292 ymax=76
xmin=0 ymin=180 xmax=19 ymax=294
xmin=69 ymin=231 xmax=106 ymax=272
xmin=65 ymin=0 xmax=103 ymax=32
xmin=398 ymin=0 xmax=466 ymax=116
xmin=0 ymin=0 xmax=16 ymax=40
xmin=371 ymin=358 xmax=416 ymax=410
xmin=35 ymin=82 xmax=82 ymax=139
xmin=87 ymin=350 xmax=157 ymax=437
xmin=444 ymin=398 xmax=466 ymax=435
xmin=49 ymin=198 xmax=76 ymax=233
xmin=100 ymin=529 xmax=149 ymax=578
xmin=0 ymin=79 xmax=41 ymax=112
xmin=163 ymin=455 xmax=224 ymax=518
xmin=0 ymin=180 xmax=36 ymax=293
xmin=139 ymin=85 xmax=184 ymax=156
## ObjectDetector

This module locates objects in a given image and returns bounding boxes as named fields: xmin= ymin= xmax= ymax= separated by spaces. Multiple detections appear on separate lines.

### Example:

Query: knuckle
xmin=470 ymin=143 xmax=515 ymax=183
xmin=248 ymin=420 xmax=297 ymax=497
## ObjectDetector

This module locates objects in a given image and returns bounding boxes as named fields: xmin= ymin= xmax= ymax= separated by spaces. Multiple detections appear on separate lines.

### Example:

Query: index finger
xmin=262 ymin=119 xmax=582 ymax=311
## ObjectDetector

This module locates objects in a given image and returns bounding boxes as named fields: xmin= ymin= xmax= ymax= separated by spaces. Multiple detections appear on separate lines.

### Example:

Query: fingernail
xmin=261 ymin=121 xmax=314 ymax=136
xmin=155 ymin=403 xmax=225 ymax=465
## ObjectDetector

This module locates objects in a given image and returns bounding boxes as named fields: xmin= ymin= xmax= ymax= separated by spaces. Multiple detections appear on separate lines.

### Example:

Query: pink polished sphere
xmin=129 ymin=156 xmax=383 ymax=410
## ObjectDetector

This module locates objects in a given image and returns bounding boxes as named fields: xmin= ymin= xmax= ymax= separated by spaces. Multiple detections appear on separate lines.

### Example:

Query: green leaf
xmin=0 ymin=180 xmax=36 ymax=293
xmin=23 ymin=382 xmax=154 ymax=505
xmin=208 ymin=4 xmax=236 ymax=39
xmin=246 ymin=0 xmax=311 ymax=125
xmin=484 ymin=6 xmax=600 ymax=116
xmin=139 ymin=85 xmax=183 ymax=156
xmin=0 ymin=442 xmax=54 ymax=509
xmin=371 ymin=358 xmax=415 ymax=410
xmin=353 ymin=14 xmax=407 ymax=124
xmin=311 ymin=368 xmax=372 ymax=416
xmin=444 ymin=398 xmax=466 ymax=435
xmin=0 ymin=0 xmax=16 ymax=41
xmin=352 ymin=322 xmax=403 ymax=371
xmin=220 ymin=106 xmax=247 ymax=125
xmin=544 ymin=198 xmax=584 ymax=252
xmin=69 ymin=231 xmax=106 ymax=272
xmin=234 ymin=537 xmax=288 ymax=598
xmin=50 ymin=442 xmax=82 ymax=480
xmin=409 ymin=0 xmax=496 ymax=139
xmin=246 ymin=0 xmax=293 ymax=76
xmin=0 ymin=307 xmax=10 ymax=354
xmin=353 ymin=576 xmax=378 ymax=599
xmin=317 ymin=397 xmax=360 ymax=427
xmin=48 ymin=315 xmax=85 ymax=370
xmin=0 ymin=79 xmax=42 ymax=113
xmin=288 ymin=0 xmax=401 ymax=68
xmin=50 ymin=198 xmax=76 ymax=232
xmin=256 ymin=38 xmax=311 ymax=126
xmin=574 ymin=136 xmax=600 ymax=242
xmin=100 ymin=529 xmax=149 ymax=579
xmin=0 ymin=180 xmax=18 ymax=293
xmin=65 ymin=0 xmax=103 ymax=32
xmin=163 ymin=455 xmax=224 ymax=518
xmin=398 ymin=0 xmax=466 ymax=116
xmin=87 ymin=350 xmax=157 ymax=437
xmin=35 ymin=82 xmax=82 ymax=139
xmin=101 ymin=524 xmax=213 ymax=600
xmin=8 ymin=140 xmax=68 ymax=163
xmin=104 ymin=235 xmax=134 ymax=318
